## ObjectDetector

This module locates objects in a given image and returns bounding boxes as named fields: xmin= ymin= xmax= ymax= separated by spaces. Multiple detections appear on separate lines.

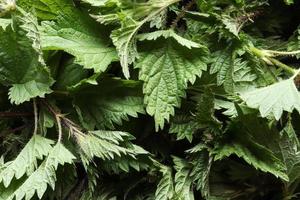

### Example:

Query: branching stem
xmin=41 ymin=99 xmax=85 ymax=142
xmin=249 ymin=46 xmax=297 ymax=75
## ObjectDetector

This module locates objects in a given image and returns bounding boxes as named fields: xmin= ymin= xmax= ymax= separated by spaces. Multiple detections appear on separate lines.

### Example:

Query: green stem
xmin=249 ymin=46 xmax=296 ymax=75
xmin=268 ymin=57 xmax=296 ymax=75
xmin=263 ymin=49 xmax=300 ymax=56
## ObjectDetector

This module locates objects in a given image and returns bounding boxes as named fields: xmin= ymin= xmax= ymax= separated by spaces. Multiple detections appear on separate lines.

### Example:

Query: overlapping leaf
xmin=0 ymin=135 xmax=53 ymax=187
xmin=5 ymin=143 xmax=75 ymax=200
xmin=39 ymin=0 xmax=118 ymax=73
xmin=241 ymin=79 xmax=300 ymax=120
xmin=73 ymin=78 xmax=145 ymax=130
xmin=136 ymin=39 xmax=208 ymax=130
xmin=0 ymin=11 xmax=53 ymax=104
xmin=110 ymin=0 xmax=180 ymax=78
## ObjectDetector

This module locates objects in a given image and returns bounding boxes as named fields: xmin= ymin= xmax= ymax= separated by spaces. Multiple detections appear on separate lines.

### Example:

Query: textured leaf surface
xmin=138 ymin=29 xmax=203 ymax=49
xmin=169 ymin=115 xmax=199 ymax=142
xmin=210 ymin=51 xmax=233 ymax=86
xmin=0 ymin=135 xmax=53 ymax=187
xmin=77 ymin=130 xmax=137 ymax=162
xmin=136 ymin=39 xmax=208 ymax=130
xmin=73 ymin=78 xmax=145 ymax=129
xmin=241 ymin=79 xmax=300 ymax=120
xmin=40 ymin=6 xmax=117 ymax=73
xmin=6 ymin=143 xmax=75 ymax=200
xmin=0 ymin=11 xmax=53 ymax=104
xmin=155 ymin=165 xmax=174 ymax=200
xmin=173 ymin=157 xmax=194 ymax=200
xmin=278 ymin=121 xmax=300 ymax=184
xmin=111 ymin=21 xmax=138 ymax=78
xmin=214 ymin=116 xmax=289 ymax=181
xmin=110 ymin=0 xmax=180 ymax=78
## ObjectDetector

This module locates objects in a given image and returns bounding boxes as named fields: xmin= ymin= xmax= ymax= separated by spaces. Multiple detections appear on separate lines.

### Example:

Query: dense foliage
xmin=0 ymin=0 xmax=300 ymax=199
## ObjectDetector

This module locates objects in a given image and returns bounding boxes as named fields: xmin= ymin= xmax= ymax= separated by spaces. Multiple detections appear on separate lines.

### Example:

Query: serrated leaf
xmin=6 ymin=143 xmax=75 ymax=200
xmin=110 ymin=0 xmax=180 ymax=78
xmin=73 ymin=78 xmax=145 ymax=130
xmin=0 ymin=18 xmax=11 ymax=29
xmin=214 ymin=116 xmax=289 ymax=181
xmin=209 ymin=51 xmax=233 ymax=86
xmin=221 ymin=16 xmax=239 ymax=37
xmin=77 ymin=130 xmax=142 ymax=165
xmin=111 ymin=20 xmax=138 ymax=78
xmin=189 ymin=150 xmax=212 ymax=198
xmin=0 ymin=10 xmax=53 ymax=104
xmin=0 ymin=135 xmax=54 ymax=187
xmin=278 ymin=121 xmax=300 ymax=184
xmin=138 ymin=29 xmax=203 ymax=49
xmin=169 ymin=115 xmax=199 ymax=142
xmin=155 ymin=165 xmax=174 ymax=200
xmin=241 ymin=79 xmax=300 ymax=120
xmin=173 ymin=157 xmax=194 ymax=200
xmin=194 ymin=90 xmax=222 ymax=134
xmin=40 ymin=8 xmax=117 ymax=73
xmin=136 ymin=39 xmax=208 ymax=130
xmin=9 ymin=80 xmax=53 ymax=105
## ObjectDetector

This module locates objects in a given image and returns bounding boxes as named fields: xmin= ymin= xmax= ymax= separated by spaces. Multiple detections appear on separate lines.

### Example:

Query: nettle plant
xmin=1 ymin=0 xmax=300 ymax=199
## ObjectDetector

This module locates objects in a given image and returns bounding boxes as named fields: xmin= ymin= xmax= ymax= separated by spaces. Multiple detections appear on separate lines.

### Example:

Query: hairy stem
xmin=263 ymin=49 xmax=300 ymax=56
xmin=268 ymin=57 xmax=296 ymax=75
xmin=249 ymin=46 xmax=296 ymax=75
xmin=41 ymin=99 xmax=85 ymax=141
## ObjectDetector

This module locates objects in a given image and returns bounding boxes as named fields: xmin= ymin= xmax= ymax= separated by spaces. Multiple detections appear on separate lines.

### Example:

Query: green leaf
xmin=138 ymin=29 xmax=203 ymax=49
xmin=9 ymin=80 xmax=53 ymax=105
xmin=169 ymin=115 xmax=199 ymax=142
xmin=111 ymin=20 xmax=138 ymax=79
xmin=241 ymin=78 xmax=300 ymax=120
xmin=0 ymin=18 xmax=11 ymax=29
xmin=54 ymin=61 xmax=89 ymax=90
xmin=40 ymin=8 xmax=118 ymax=73
xmin=136 ymin=39 xmax=208 ymax=130
xmin=214 ymin=116 xmax=289 ymax=181
xmin=0 ymin=10 xmax=53 ymax=104
xmin=173 ymin=157 xmax=194 ymax=200
xmin=6 ymin=143 xmax=75 ymax=200
xmin=209 ymin=51 xmax=233 ymax=86
xmin=221 ymin=16 xmax=239 ymax=37
xmin=194 ymin=90 xmax=222 ymax=134
xmin=278 ymin=121 xmax=300 ymax=184
xmin=73 ymin=78 xmax=145 ymax=130
xmin=110 ymin=0 xmax=180 ymax=78
xmin=187 ymin=145 xmax=212 ymax=198
xmin=0 ymin=135 xmax=54 ymax=187
xmin=77 ymin=130 xmax=137 ymax=162
xmin=155 ymin=165 xmax=174 ymax=200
